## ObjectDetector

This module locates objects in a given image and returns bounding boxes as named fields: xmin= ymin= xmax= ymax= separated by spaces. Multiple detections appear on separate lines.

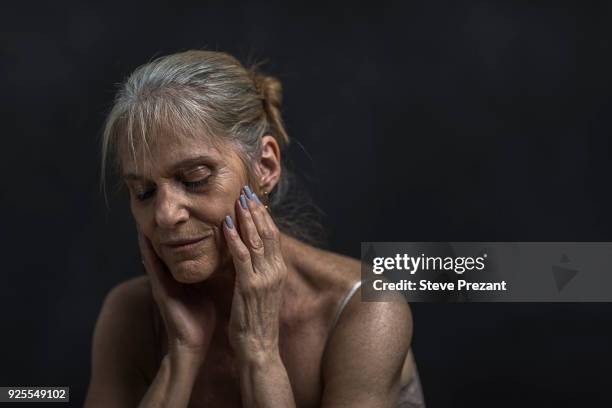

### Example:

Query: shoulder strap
xmin=331 ymin=280 xmax=363 ymax=330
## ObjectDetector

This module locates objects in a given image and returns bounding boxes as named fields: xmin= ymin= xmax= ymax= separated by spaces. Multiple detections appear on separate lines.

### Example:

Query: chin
xmin=169 ymin=259 xmax=215 ymax=284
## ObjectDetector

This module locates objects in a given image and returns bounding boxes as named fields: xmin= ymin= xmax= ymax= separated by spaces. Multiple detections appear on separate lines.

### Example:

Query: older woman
xmin=85 ymin=50 xmax=424 ymax=408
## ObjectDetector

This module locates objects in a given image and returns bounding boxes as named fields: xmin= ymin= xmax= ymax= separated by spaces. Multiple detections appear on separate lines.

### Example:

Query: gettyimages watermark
xmin=361 ymin=242 xmax=612 ymax=302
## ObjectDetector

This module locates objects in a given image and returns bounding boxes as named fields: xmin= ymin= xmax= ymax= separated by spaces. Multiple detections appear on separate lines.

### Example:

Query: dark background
xmin=2 ymin=1 xmax=611 ymax=406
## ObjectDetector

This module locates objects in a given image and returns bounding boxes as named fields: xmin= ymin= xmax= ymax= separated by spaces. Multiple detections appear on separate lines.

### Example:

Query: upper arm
xmin=84 ymin=277 xmax=155 ymax=408
xmin=321 ymin=289 xmax=413 ymax=408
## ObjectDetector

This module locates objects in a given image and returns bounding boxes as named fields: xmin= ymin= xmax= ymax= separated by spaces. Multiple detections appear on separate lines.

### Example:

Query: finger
xmin=223 ymin=214 xmax=256 ymax=285
xmin=235 ymin=192 xmax=267 ymax=266
xmin=242 ymin=186 xmax=281 ymax=258
xmin=137 ymin=232 xmax=179 ymax=299
xmin=138 ymin=232 xmax=165 ymax=299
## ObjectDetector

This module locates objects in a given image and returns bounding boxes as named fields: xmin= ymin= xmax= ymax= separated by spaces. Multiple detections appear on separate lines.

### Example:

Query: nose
xmin=154 ymin=184 xmax=189 ymax=228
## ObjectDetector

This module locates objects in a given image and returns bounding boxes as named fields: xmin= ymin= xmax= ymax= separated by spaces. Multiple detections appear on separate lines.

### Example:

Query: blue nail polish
xmin=253 ymin=194 xmax=262 ymax=205
xmin=239 ymin=194 xmax=247 ymax=209
xmin=244 ymin=185 xmax=255 ymax=200
xmin=225 ymin=215 xmax=234 ymax=229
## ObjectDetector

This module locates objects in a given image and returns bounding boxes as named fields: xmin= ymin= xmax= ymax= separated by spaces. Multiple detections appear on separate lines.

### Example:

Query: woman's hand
xmin=223 ymin=186 xmax=287 ymax=364
xmin=138 ymin=231 xmax=216 ymax=363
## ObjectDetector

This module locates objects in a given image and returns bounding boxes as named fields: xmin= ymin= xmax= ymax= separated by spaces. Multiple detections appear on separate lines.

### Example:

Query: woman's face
xmin=121 ymin=133 xmax=249 ymax=284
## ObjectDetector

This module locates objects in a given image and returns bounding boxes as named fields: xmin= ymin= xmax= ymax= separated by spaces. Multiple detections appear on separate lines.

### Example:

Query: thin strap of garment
xmin=331 ymin=280 xmax=363 ymax=330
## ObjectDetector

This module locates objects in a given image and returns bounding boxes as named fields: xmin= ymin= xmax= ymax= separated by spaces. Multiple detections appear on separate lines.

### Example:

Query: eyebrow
xmin=122 ymin=154 xmax=216 ymax=180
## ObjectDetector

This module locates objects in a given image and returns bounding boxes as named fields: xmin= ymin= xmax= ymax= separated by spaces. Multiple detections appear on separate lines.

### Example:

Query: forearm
xmin=238 ymin=351 xmax=297 ymax=408
xmin=138 ymin=349 xmax=201 ymax=408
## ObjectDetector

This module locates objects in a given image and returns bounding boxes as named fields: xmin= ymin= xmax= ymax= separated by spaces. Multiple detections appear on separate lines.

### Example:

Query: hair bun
xmin=256 ymin=74 xmax=282 ymax=108
xmin=252 ymin=73 xmax=290 ymax=147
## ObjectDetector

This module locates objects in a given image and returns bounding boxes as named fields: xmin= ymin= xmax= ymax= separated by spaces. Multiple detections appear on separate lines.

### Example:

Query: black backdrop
xmin=2 ymin=1 xmax=611 ymax=407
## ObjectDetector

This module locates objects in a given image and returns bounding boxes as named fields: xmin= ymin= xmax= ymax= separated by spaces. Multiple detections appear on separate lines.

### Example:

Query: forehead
xmin=119 ymin=131 xmax=233 ymax=177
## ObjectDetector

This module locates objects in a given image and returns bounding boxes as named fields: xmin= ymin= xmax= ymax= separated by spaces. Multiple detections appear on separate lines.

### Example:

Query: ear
xmin=255 ymin=135 xmax=282 ymax=194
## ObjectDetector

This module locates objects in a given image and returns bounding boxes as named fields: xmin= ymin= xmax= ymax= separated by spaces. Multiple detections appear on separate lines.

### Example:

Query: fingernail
xmin=244 ymin=185 xmax=255 ymax=200
xmin=225 ymin=215 xmax=234 ymax=229
xmin=253 ymin=194 xmax=262 ymax=205
xmin=239 ymin=194 xmax=247 ymax=209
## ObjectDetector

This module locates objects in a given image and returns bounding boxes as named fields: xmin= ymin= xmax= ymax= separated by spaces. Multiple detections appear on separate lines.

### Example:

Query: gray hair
xmin=100 ymin=50 xmax=326 ymax=246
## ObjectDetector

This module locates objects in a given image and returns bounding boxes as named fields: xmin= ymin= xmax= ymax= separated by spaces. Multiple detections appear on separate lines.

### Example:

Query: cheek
xmin=192 ymin=203 xmax=226 ymax=224
xmin=191 ymin=188 xmax=239 ymax=224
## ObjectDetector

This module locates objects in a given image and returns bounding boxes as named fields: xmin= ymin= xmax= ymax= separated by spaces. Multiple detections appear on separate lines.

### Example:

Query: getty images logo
xmin=371 ymin=253 xmax=488 ymax=275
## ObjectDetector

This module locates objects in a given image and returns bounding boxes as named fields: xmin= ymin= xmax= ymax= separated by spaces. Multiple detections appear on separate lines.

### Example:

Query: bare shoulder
xmin=320 ymin=283 xmax=413 ymax=407
xmin=100 ymin=275 xmax=157 ymax=375
xmin=84 ymin=275 xmax=155 ymax=407
xmin=286 ymin=237 xmax=413 ymax=354
xmin=300 ymin=243 xmax=415 ymax=405
xmin=326 ymin=272 xmax=412 ymax=356
xmin=282 ymin=237 xmax=417 ymax=405
xmin=105 ymin=275 xmax=153 ymax=307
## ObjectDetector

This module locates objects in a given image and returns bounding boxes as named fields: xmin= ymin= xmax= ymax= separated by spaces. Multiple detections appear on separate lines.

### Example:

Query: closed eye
xmin=134 ymin=187 xmax=156 ymax=201
xmin=183 ymin=176 xmax=211 ymax=191
xmin=127 ymin=173 xmax=211 ymax=202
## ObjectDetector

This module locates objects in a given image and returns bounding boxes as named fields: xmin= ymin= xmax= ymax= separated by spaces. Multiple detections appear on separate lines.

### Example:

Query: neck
xmin=191 ymin=264 xmax=236 ymax=324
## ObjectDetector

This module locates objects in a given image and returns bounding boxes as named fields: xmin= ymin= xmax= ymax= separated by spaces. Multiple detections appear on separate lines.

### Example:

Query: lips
xmin=161 ymin=234 xmax=211 ymax=250
xmin=163 ymin=238 xmax=205 ymax=247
